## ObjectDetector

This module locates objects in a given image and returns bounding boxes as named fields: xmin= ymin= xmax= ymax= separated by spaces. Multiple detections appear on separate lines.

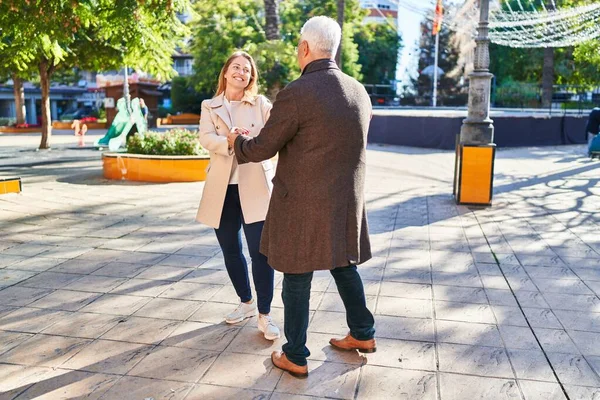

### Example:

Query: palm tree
xmin=264 ymin=0 xmax=280 ymax=40
xmin=335 ymin=0 xmax=345 ymax=65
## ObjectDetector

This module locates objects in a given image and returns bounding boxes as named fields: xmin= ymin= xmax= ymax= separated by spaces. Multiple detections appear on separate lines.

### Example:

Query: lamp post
xmin=123 ymin=65 xmax=131 ymax=112
xmin=453 ymin=0 xmax=496 ymax=205
xmin=460 ymin=0 xmax=493 ymax=144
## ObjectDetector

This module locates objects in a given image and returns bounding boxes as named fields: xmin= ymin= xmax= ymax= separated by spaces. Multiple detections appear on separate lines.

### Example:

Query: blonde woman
xmin=196 ymin=51 xmax=280 ymax=340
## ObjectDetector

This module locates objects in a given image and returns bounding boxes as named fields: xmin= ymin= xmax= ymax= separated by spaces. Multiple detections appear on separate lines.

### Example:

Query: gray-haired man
xmin=228 ymin=16 xmax=376 ymax=378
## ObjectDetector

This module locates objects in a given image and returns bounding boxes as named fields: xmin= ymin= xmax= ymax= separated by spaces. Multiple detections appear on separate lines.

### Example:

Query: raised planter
xmin=0 ymin=126 xmax=41 ymax=133
xmin=102 ymin=152 xmax=209 ymax=182
xmin=52 ymin=121 xmax=107 ymax=130
xmin=157 ymin=113 xmax=200 ymax=126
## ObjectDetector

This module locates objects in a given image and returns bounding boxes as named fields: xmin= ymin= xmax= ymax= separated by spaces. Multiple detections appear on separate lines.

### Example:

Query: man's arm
xmin=233 ymin=85 xmax=299 ymax=164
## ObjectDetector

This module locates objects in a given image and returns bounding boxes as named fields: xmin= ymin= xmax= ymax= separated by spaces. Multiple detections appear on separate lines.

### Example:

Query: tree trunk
xmin=335 ymin=0 xmax=345 ymax=66
xmin=39 ymin=59 xmax=53 ymax=149
xmin=541 ymin=48 xmax=554 ymax=108
xmin=264 ymin=0 xmax=280 ymax=40
xmin=12 ymin=73 xmax=26 ymax=125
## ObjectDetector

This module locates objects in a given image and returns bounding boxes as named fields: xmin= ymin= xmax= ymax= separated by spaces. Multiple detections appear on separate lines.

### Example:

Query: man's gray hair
xmin=300 ymin=16 xmax=341 ymax=57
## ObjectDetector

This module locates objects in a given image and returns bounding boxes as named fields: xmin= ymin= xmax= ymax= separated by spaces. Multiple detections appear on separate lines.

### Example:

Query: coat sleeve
xmin=260 ymin=95 xmax=273 ymax=124
xmin=234 ymin=86 xmax=298 ymax=164
xmin=198 ymin=100 xmax=232 ymax=157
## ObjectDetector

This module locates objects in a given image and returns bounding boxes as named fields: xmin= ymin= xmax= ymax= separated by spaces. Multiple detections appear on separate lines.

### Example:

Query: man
xmin=586 ymin=107 xmax=600 ymax=155
xmin=227 ymin=16 xmax=375 ymax=378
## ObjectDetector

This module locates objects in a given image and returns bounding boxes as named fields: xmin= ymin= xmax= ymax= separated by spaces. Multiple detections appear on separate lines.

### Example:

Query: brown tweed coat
xmin=233 ymin=59 xmax=372 ymax=274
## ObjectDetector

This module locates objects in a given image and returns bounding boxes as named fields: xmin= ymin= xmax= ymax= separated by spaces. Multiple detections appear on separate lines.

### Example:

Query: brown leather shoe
xmin=271 ymin=351 xmax=308 ymax=378
xmin=330 ymin=334 xmax=377 ymax=353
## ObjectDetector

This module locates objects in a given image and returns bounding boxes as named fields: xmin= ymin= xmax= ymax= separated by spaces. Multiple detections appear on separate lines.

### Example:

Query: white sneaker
xmin=258 ymin=314 xmax=281 ymax=341
xmin=225 ymin=301 xmax=257 ymax=324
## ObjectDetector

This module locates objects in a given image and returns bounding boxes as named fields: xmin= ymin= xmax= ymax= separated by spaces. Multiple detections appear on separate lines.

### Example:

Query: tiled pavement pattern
xmin=1 ymin=136 xmax=600 ymax=399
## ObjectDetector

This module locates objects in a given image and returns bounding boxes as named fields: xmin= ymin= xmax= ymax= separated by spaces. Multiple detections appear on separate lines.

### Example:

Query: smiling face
xmin=224 ymin=56 xmax=252 ymax=91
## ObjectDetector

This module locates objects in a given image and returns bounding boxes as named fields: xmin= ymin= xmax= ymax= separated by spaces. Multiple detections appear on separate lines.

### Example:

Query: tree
xmin=0 ymin=0 xmax=190 ymax=149
xmin=264 ymin=0 xmax=281 ymax=40
xmin=335 ymin=0 xmax=345 ymax=65
xmin=354 ymin=22 xmax=401 ymax=84
xmin=190 ymin=0 xmax=367 ymax=98
xmin=412 ymin=16 xmax=464 ymax=105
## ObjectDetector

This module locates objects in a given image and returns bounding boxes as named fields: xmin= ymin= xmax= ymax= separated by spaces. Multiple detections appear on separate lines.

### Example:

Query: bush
xmin=158 ymin=106 xmax=173 ymax=118
xmin=0 ymin=118 xmax=15 ymax=126
xmin=126 ymin=128 xmax=208 ymax=156
xmin=171 ymin=76 xmax=208 ymax=114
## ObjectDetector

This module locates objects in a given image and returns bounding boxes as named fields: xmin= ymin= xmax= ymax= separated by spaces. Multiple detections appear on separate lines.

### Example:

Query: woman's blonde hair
xmin=214 ymin=51 xmax=259 ymax=98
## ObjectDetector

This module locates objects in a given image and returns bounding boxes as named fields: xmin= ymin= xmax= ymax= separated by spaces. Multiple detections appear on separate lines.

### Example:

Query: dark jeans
xmin=281 ymin=265 xmax=375 ymax=366
xmin=214 ymin=185 xmax=274 ymax=314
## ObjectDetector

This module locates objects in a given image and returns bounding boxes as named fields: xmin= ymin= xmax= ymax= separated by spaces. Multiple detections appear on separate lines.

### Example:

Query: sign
xmin=104 ymin=97 xmax=115 ymax=108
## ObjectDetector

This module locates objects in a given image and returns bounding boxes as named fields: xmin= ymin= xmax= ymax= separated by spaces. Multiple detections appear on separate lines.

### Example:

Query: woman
xmin=196 ymin=51 xmax=280 ymax=341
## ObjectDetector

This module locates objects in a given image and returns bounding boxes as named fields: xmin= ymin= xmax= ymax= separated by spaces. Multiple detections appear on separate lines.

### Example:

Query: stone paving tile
xmin=438 ymin=373 xmax=522 ymax=400
xmin=16 ymin=272 xmax=83 ymax=290
xmin=532 ymin=327 xmax=580 ymax=354
xmin=363 ymin=338 xmax=436 ymax=371
xmin=158 ymin=282 xmax=222 ymax=301
xmin=0 ymin=269 xmax=38 ymax=288
xmin=99 ymin=316 xmax=181 ymax=344
xmin=0 ymin=308 xmax=69 ymax=333
xmin=567 ymin=331 xmax=600 ymax=356
xmin=224 ymin=326 xmax=283 ymax=357
xmin=274 ymin=360 xmax=360 ymax=399
xmin=185 ymin=384 xmax=272 ymax=400
xmin=436 ymin=320 xmax=503 ymax=347
xmin=41 ymin=312 xmax=121 ymax=339
xmin=49 ymin=258 xmax=110 ymax=275
xmin=563 ymin=385 xmax=600 ymax=400
xmin=373 ymin=315 xmax=435 ymax=342
xmin=27 ymin=289 xmax=102 ymax=311
xmin=435 ymin=301 xmax=496 ymax=324
xmin=60 ymin=339 xmax=152 ymax=374
xmin=356 ymin=365 xmax=437 ymax=400
xmin=519 ymin=380 xmax=567 ymax=400
xmin=14 ymin=370 xmax=120 ymax=400
xmin=97 ymin=376 xmax=192 ymax=400
xmin=507 ymin=349 xmax=557 ymax=382
xmin=127 ymin=345 xmax=218 ymax=383
xmin=135 ymin=265 xmax=194 ymax=281
xmin=90 ymin=262 xmax=149 ymax=278
xmin=133 ymin=297 xmax=202 ymax=320
xmin=437 ymin=343 xmax=514 ymax=379
xmin=201 ymin=352 xmax=283 ymax=391
xmin=6 ymin=257 xmax=68 ymax=272
xmin=0 ymin=364 xmax=67 ymax=397
xmin=109 ymin=278 xmax=173 ymax=297
xmin=79 ymin=293 xmax=151 ymax=316
xmin=0 ymin=331 xmax=34 ymax=357
xmin=1 ymin=334 xmax=91 ymax=367
xmin=434 ymin=285 xmax=489 ymax=304
xmin=546 ymin=352 xmax=600 ymax=386
xmin=163 ymin=321 xmax=240 ymax=351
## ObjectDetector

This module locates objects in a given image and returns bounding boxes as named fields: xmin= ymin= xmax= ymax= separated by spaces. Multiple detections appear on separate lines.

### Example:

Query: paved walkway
xmin=0 ymin=133 xmax=600 ymax=399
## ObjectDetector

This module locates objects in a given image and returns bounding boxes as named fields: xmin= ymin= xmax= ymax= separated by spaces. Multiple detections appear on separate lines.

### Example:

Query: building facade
xmin=360 ymin=0 xmax=399 ymax=27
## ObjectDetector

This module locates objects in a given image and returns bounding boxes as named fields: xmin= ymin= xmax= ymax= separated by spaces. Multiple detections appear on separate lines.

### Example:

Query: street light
xmin=453 ymin=0 xmax=496 ymax=206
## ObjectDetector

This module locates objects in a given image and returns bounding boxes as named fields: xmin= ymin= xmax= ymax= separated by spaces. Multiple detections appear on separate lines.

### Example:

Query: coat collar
xmin=301 ymin=58 xmax=339 ymax=76
xmin=208 ymin=92 xmax=256 ymax=130
xmin=208 ymin=92 xmax=256 ymax=108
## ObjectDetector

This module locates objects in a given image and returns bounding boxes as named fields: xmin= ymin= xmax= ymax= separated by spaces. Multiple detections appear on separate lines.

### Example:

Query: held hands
xmin=227 ymin=127 xmax=250 ymax=149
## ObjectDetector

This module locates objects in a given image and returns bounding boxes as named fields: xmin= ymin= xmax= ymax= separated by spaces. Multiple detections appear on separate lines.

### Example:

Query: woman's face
xmin=224 ymin=56 xmax=252 ymax=91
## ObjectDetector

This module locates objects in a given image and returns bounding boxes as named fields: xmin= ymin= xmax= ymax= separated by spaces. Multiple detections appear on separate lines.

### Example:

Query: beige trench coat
xmin=195 ymin=93 xmax=274 ymax=229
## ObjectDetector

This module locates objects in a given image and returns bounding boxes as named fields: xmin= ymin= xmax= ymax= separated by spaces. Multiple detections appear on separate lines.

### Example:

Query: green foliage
xmin=189 ymin=0 xmax=378 ymax=97
xmin=171 ymin=76 xmax=208 ymax=114
xmin=127 ymin=128 xmax=208 ymax=156
xmin=493 ymin=80 xmax=541 ymax=108
xmin=0 ymin=118 xmax=16 ymax=127
xmin=490 ymin=0 xmax=600 ymax=87
xmin=354 ymin=22 xmax=401 ymax=84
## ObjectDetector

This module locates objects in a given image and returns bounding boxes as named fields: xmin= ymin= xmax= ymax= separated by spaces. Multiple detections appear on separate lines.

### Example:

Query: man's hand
xmin=227 ymin=127 xmax=250 ymax=149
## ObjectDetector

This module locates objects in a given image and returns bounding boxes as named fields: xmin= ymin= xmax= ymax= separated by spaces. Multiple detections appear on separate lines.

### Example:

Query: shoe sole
xmin=271 ymin=361 xmax=308 ymax=378
xmin=330 ymin=342 xmax=377 ymax=353
xmin=225 ymin=311 xmax=257 ymax=324
xmin=257 ymin=324 xmax=281 ymax=341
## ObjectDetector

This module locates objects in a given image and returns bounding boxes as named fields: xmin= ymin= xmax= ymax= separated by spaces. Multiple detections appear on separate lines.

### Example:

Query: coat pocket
xmin=271 ymin=175 xmax=288 ymax=198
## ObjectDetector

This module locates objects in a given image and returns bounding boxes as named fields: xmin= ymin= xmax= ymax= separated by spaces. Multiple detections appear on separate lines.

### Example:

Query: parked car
xmin=60 ymin=105 xmax=98 ymax=121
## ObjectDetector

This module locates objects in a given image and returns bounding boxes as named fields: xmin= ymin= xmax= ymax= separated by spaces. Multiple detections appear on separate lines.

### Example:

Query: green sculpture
xmin=95 ymin=97 xmax=147 ymax=151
